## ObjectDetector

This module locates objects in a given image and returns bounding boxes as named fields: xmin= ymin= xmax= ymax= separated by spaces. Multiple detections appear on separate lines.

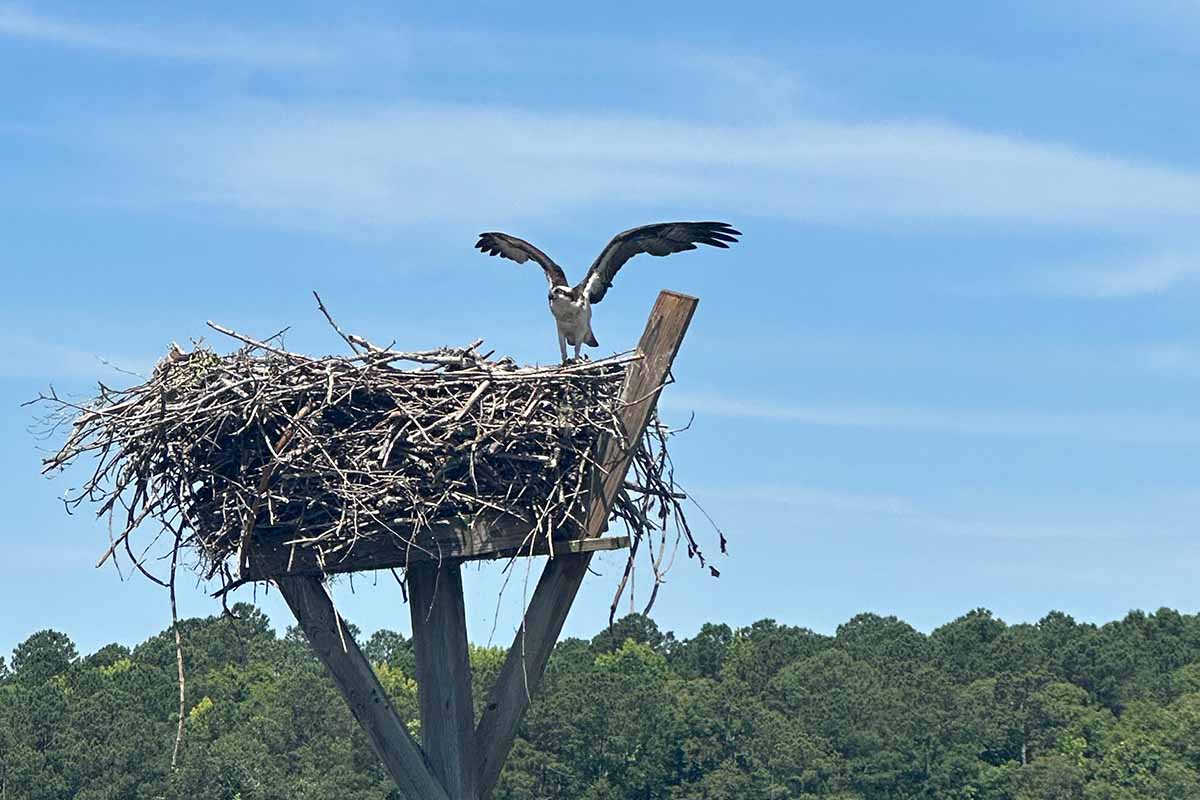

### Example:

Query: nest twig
xmin=35 ymin=315 xmax=716 ymax=599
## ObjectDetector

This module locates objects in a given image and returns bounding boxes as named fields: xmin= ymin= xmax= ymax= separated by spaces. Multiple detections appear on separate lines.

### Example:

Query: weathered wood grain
xmin=473 ymin=290 xmax=698 ymax=798
xmin=275 ymin=575 xmax=449 ymax=800
xmin=243 ymin=512 xmax=537 ymax=579
xmin=244 ymin=519 xmax=626 ymax=580
xmin=407 ymin=562 xmax=478 ymax=799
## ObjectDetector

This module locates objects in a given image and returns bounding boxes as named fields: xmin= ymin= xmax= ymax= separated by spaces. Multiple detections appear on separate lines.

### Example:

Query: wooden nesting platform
xmin=264 ymin=290 xmax=697 ymax=800
xmin=242 ymin=514 xmax=630 ymax=579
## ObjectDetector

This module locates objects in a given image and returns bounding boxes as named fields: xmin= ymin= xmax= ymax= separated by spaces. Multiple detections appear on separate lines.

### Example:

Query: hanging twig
xmin=32 ymin=313 xmax=723 ymax=606
xmin=169 ymin=531 xmax=186 ymax=769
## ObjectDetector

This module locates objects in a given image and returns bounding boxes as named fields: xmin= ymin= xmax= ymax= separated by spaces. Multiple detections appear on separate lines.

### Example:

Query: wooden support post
xmin=407 ymin=562 xmax=478 ymax=800
xmin=276 ymin=576 xmax=450 ymax=800
xmin=473 ymin=290 xmax=698 ymax=798
xmin=274 ymin=291 xmax=695 ymax=800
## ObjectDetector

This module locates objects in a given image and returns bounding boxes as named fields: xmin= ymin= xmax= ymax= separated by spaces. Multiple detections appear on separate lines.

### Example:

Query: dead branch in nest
xmin=35 ymin=310 xmax=717 ymax=602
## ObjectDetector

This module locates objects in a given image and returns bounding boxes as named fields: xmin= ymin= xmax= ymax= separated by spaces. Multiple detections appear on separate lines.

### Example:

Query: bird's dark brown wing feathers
xmin=579 ymin=222 xmax=740 ymax=304
xmin=474 ymin=232 xmax=569 ymax=288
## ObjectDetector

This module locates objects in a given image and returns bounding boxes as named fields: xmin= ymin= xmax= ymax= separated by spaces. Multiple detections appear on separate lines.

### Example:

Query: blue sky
xmin=3 ymin=1 xmax=1200 ymax=655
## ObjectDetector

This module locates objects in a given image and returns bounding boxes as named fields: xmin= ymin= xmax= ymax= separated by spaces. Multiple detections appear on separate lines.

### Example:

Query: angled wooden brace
xmin=276 ymin=576 xmax=451 ymax=800
xmin=473 ymin=290 xmax=698 ymax=798
xmin=277 ymin=290 xmax=696 ymax=800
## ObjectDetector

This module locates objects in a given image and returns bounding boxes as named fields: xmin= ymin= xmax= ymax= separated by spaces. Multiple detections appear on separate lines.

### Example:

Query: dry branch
xmin=37 ymin=321 xmax=712 ymax=597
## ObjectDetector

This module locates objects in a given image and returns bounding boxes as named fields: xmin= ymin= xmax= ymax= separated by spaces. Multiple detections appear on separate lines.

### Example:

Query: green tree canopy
xmin=4 ymin=607 xmax=1200 ymax=799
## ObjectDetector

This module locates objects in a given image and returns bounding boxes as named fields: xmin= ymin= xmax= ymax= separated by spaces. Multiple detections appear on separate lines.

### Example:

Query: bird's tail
xmin=586 ymin=328 xmax=598 ymax=348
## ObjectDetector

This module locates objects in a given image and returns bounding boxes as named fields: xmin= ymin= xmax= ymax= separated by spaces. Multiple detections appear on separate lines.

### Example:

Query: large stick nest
xmin=38 ymin=320 xmax=720 ymax=604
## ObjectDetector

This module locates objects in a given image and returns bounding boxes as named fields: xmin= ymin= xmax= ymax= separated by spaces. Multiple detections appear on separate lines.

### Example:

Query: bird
xmin=474 ymin=221 xmax=740 ymax=362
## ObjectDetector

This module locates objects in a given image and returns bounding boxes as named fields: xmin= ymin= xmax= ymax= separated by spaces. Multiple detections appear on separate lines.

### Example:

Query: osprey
xmin=475 ymin=221 xmax=741 ymax=362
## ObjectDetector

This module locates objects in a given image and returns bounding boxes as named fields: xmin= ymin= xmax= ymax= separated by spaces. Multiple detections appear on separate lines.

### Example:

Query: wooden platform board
xmin=272 ymin=290 xmax=698 ymax=799
xmin=243 ymin=513 xmax=629 ymax=580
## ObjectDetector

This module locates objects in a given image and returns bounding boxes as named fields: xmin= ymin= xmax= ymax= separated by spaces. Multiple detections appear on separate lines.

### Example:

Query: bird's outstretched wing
xmin=578 ymin=222 xmax=740 ymax=304
xmin=475 ymin=232 xmax=569 ymax=288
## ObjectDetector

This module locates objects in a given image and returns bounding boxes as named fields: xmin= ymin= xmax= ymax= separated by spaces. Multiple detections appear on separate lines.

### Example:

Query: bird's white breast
xmin=549 ymin=292 xmax=590 ymax=335
xmin=550 ymin=294 xmax=584 ymax=321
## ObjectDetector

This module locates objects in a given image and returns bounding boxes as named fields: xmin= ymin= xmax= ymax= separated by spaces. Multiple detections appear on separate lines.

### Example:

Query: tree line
xmin=2 ymin=604 xmax=1199 ymax=799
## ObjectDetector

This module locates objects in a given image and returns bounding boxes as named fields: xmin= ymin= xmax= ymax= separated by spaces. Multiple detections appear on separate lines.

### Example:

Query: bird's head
xmin=549 ymin=285 xmax=574 ymax=302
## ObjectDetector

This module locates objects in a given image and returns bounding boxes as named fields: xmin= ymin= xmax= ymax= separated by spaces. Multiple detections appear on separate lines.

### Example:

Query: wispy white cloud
xmin=15 ymin=12 xmax=1200 ymax=301
xmin=1035 ymin=248 xmax=1200 ymax=298
xmin=1080 ymin=0 xmax=1200 ymax=51
xmin=660 ymin=50 xmax=837 ymax=118
xmin=90 ymin=100 xmax=1200 ymax=239
xmin=662 ymin=392 xmax=1200 ymax=446
xmin=692 ymin=323 xmax=1200 ymax=390
xmin=1133 ymin=342 xmax=1200 ymax=378
xmin=0 ymin=5 xmax=344 ymax=66
xmin=697 ymin=482 xmax=1152 ymax=540
xmin=0 ymin=333 xmax=154 ymax=382
xmin=700 ymin=483 xmax=917 ymax=517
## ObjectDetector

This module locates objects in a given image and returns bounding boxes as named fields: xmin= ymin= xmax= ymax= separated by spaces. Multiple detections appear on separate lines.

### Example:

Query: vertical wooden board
xmin=408 ymin=562 xmax=478 ymax=799
xmin=276 ymin=576 xmax=449 ymax=800
xmin=584 ymin=289 xmax=699 ymax=537
xmin=473 ymin=290 xmax=698 ymax=798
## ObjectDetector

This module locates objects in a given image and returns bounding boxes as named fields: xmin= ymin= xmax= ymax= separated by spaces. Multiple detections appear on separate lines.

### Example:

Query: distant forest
xmin=2 ymin=605 xmax=1199 ymax=799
